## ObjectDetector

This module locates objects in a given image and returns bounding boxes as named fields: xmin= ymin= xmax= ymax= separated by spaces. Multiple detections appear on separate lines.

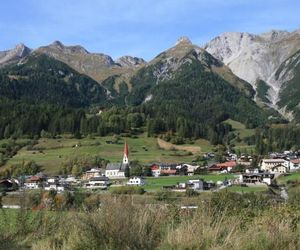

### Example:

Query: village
xmin=1 ymin=141 xmax=300 ymax=196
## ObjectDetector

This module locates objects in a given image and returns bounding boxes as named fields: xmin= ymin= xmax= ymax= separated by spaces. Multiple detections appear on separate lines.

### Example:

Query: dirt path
xmin=157 ymin=138 xmax=201 ymax=155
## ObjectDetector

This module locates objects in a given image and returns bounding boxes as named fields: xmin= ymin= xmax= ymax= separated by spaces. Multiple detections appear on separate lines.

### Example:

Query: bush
xmin=110 ymin=186 xmax=145 ymax=195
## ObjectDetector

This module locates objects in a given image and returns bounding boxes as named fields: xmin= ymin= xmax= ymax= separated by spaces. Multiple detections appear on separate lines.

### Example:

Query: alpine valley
xmin=0 ymin=29 xmax=300 ymax=149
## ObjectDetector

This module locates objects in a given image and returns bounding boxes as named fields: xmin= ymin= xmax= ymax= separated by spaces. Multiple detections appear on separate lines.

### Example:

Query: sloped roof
xmin=106 ymin=163 xmax=129 ymax=171
xmin=216 ymin=161 xmax=237 ymax=168
xmin=291 ymin=159 xmax=300 ymax=164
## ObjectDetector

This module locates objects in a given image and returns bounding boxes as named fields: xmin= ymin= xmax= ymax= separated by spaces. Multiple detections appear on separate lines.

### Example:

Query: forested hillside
xmin=0 ymin=54 xmax=108 ymax=107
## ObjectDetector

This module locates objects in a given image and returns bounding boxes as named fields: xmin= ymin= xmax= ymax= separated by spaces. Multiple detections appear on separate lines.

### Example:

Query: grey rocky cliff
xmin=204 ymin=29 xmax=300 ymax=117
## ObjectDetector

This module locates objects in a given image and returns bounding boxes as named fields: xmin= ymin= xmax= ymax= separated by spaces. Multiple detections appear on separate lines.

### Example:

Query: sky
xmin=1 ymin=0 xmax=300 ymax=60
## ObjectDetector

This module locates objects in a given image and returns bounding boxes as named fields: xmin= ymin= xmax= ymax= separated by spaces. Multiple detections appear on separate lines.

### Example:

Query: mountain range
xmin=1 ymin=28 xmax=300 ymax=125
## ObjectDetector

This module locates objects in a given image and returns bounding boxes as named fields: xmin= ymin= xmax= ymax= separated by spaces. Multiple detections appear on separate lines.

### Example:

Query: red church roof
xmin=124 ymin=140 xmax=129 ymax=157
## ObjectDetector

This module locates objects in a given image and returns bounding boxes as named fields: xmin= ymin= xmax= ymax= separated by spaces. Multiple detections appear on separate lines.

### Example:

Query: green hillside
xmin=3 ymin=135 xmax=213 ymax=175
xmin=0 ymin=54 xmax=108 ymax=107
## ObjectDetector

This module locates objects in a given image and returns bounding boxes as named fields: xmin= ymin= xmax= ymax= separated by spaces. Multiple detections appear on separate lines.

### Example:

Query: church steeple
xmin=123 ymin=140 xmax=129 ymax=164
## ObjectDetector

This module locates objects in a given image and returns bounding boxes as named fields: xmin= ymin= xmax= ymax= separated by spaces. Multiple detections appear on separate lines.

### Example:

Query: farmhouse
xmin=105 ymin=141 xmax=129 ymax=179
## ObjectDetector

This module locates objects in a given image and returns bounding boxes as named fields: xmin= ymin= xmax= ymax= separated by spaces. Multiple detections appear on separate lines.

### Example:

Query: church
xmin=105 ymin=141 xmax=130 ymax=179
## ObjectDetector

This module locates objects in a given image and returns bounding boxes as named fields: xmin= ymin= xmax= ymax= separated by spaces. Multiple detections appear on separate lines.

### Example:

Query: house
xmin=127 ymin=176 xmax=145 ymax=186
xmin=24 ymin=175 xmax=44 ymax=189
xmin=180 ymin=164 xmax=200 ymax=175
xmin=160 ymin=163 xmax=178 ymax=176
xmin=290 ymin=159 xmax=300 ymax=171
xmin=260 ymin=159 xmax=289 ymax=172
xmin=171 ymin=179 xmax=211 ymax=192
xmin=105 ymin=141 xmax=129 ymax=179
xmin=148 ymin=162 xmax=178 ymax=176
xmin=240 ymin=173 xmax=274 ymax=185
xmin=82 ymin=168 xmax=105 ymax=180
xmin=83 ymin=176 xmax=110 ymax=190
xmin=187 ymin=179 xmax=204 ymax=190
xmin=209 ymin=161 xmax=237 ymax=172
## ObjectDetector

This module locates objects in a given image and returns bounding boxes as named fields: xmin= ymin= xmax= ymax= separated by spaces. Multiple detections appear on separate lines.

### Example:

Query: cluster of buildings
xmin=1 ymin=143 xmax=300 ymax=194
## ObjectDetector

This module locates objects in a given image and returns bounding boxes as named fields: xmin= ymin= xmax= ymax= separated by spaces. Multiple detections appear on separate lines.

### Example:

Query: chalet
xmin=240 ymin=173 xmax=274 ymax=185
xmin=209 ymin=161 xmax=237 ymax=172
xmin=83 ymin=176 xmax=110 ymax=190
xmin=260 ymin=159 xmax=289 ymax=172
xmin=127 ymin=176 xmax=145 ymax=186
xmin=105 ymin=141 xmax=129 ymax=179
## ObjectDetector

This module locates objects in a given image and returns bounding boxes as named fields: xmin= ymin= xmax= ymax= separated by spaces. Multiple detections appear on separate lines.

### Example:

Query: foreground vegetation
xmin=0 ymin=191 xmax=299 ymax=250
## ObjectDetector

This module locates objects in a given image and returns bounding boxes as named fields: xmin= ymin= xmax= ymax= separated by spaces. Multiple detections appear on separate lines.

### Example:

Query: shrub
xmin=110 ymin=186 xmax=145 ymax=195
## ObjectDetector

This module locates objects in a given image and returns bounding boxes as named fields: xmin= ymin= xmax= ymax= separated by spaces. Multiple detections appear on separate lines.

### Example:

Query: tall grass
xmin=1 ymin=192 xmax=300 ymax=249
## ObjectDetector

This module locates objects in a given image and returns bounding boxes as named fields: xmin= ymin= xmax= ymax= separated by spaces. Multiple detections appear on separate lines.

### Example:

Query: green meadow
xmin=3 ymin=134 xmax=213 ymax=175
xmin=144 ymin=174 xmax=236 ymax=191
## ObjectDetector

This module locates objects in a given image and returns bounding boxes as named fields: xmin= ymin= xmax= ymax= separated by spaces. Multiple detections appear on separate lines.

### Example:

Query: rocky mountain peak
xmin=50 ymin=40 xmax=64 ymax=49
xmin=175 ymin=36 xmax=192 ymax=46
xmin=0 ymin=43 xmax=31 ymax=66
xmin=116 ymin=56 xmax=146 ymax=68
xmin=260 ymin=30 xmax=290 ymax=42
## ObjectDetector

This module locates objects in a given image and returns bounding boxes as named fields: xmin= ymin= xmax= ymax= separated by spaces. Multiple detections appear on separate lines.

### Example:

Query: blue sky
xmin=1 ymin=0 xmax=299 ymax=60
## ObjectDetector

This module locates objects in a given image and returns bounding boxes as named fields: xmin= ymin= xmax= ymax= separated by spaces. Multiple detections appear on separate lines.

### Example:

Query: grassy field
xmin=2 ymin=134 xmax=213 ymax=175
xmin=223 ymin=119 xmax=255 ymax=152
xmin=144 ymin=174 xmax=235 ymax=191
xmin=277 ymin=171 xmax=300 ymax=184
